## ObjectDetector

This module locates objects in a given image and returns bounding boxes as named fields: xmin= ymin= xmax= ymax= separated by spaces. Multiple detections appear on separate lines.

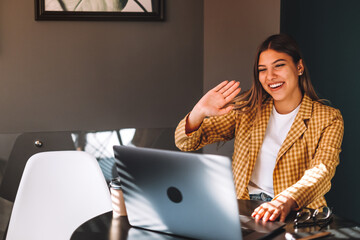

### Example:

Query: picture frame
xmin=35 ymin=0 xmax=164 ymax=21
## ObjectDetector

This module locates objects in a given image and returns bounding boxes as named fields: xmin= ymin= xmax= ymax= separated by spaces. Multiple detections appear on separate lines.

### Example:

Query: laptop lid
xmin=113 ymin=145 xmax=242 ymax=240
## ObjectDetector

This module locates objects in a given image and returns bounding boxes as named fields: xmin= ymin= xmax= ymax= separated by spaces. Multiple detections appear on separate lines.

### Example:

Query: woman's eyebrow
xmin=258 ymin=59 xmax=287 ymax=67
xmin=272 ymin=59 xmax=286 ymax=64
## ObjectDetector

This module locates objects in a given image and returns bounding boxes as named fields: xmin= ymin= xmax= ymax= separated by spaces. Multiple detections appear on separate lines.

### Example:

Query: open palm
xmin=195 ymin=80 xmax=241 ymax=118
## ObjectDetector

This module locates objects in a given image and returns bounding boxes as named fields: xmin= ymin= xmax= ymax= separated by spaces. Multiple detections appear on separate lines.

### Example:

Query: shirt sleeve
xmin=174 ymin=111 xmax=237 ymax=152
xmin=278 ymin=108 xmax=344 ymax=209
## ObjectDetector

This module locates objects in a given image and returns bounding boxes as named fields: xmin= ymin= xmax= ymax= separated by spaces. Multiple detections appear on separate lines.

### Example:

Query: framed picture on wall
xmin=35 ymin=0 xmax=164 ymax=21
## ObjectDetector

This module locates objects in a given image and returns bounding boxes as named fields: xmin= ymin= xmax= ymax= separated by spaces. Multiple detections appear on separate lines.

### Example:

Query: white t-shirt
xmin=248 ymin=104 xmax=300 ymax=197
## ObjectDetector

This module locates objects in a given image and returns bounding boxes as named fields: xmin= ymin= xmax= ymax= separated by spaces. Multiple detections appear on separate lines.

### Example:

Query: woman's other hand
xmin=186 ymin=80 xmax=241 ymax=133
xmin=251 ymin=195 xmax=298 ymax=222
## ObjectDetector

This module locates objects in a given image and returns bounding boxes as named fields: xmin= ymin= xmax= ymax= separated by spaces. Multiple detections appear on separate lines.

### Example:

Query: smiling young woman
xmin=231 ymin=34 xmax=323 ymax=117
xmin=258 ymin=49 xmax=303 ymax=114
xmin=175 ymin=34 xmax=344 ymax=222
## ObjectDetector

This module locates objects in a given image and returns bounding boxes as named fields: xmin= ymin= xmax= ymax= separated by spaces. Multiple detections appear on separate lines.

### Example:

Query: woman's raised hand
xmin=186 ymin=80 xmax=241 ymax=133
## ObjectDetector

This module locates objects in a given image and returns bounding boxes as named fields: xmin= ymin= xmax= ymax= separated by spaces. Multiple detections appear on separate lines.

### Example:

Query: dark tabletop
xmin=71 ymin=200 xmax=360 ymax=240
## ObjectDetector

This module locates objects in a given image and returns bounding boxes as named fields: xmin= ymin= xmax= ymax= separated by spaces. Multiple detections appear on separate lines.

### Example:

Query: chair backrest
xmin=5 ymin=151 xmax=112 ymax=240
xmin=0 ymin=132 xmax=76 ymax=202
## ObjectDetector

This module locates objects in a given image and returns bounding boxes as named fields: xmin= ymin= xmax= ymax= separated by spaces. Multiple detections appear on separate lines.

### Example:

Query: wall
xmin=203 ymin=0 xmax=280 ymax=156
xmin=281 ymin=0 xmax=360 ymax=222
xmin=0 ymin=0 xmax=204 ymax=133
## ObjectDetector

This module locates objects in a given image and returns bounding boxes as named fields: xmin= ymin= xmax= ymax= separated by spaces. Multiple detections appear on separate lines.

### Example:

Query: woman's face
xmin=258 ymin=49 xmax=303 ymax=108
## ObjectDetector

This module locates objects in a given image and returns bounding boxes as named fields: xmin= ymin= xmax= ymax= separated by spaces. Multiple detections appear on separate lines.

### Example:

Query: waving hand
xmin=186 ymin=80 xmax=241 ymax=133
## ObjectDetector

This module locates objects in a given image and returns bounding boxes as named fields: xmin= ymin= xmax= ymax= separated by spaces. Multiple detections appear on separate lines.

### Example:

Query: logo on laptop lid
xmin=167 ymin=186 xmax=183 ymax=203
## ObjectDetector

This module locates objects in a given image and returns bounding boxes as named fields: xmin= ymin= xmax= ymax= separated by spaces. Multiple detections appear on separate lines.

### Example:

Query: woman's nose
xmin=266 ymin=69 xmax=276 ymax=81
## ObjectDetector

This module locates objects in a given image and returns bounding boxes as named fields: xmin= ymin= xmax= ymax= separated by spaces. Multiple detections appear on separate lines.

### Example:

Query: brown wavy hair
xmin=232 ymin=34 xmax=324 ymax=116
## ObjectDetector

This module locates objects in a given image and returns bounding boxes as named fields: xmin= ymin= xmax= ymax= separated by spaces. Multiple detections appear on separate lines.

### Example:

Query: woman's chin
xmin=265 ymin=91 xmax=285 ymax=101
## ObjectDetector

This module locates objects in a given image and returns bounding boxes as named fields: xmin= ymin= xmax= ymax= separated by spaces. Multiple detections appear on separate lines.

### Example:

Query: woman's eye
xmin=275 ymin=64 xmax=285 ymax=68
xmin=258 ymin=69 xmax=266 ymax=72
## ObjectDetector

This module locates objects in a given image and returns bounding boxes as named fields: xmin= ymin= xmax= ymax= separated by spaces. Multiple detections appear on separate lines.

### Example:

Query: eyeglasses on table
xmin=294 ymin=206 xmax=333 ymax=228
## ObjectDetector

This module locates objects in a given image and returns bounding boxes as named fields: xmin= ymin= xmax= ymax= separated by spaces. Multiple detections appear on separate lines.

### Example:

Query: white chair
xmin=5 ymin=151 xmax=112 ymax=240
xmin=0 ymin=131 xmax=75 ymax=202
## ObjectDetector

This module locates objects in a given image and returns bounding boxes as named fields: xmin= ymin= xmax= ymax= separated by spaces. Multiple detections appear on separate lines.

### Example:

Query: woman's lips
xmin=269 ymin=82 xmax=284 ymax=90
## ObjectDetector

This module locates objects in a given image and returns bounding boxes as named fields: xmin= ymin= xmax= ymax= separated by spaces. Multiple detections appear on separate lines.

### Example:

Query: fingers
xmin=251 ymin=206 xmax=260 ymax=218
xmin=269 ymin=208 xmax=281 ymax=221
xmin=214 ymin=80 xmax=238 ymax=92
xmin=223 ymin=81 xmax=240 ymax=97
xmin=225 ymin=86 xmax=241 ymax=102
xmin=252 ymin=206 xmax=265 ymax=220
xmin=199 ymin=80 xmax=240 ymax=117
xmin=213 ymin=81 xmax=229 ymax=92
xmin=212 ymin=80 xmax=241 ymax=98
xmin=262 ymin=210 xmax=273 ymax=222
xmin=251 ymin=201 xmax=285 ymax=222
xmin=252 ymin=206 xmax=273 ymax=222
xmin=218 ymin=80 xmax=234 ymax=94
xmin=279 ymin=212 xmax=287 ymax=222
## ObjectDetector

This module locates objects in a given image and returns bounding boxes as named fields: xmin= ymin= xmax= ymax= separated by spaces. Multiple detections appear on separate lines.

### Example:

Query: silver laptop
xmin=113 ymin=146 xmax=284 ymax=240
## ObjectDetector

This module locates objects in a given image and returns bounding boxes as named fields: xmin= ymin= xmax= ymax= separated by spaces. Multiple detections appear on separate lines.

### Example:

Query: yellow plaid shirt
xmin=175 ymin=95 xmax=344 ymax=209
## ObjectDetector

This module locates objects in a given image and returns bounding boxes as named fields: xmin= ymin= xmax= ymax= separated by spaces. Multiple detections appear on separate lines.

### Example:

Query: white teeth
xmin=269 ymin=82 xmax=284 ymax=88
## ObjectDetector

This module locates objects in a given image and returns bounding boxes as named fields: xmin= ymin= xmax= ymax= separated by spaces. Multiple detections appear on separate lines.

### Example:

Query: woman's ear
xmin=297 ymin=59 xmax=304 ymax=76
